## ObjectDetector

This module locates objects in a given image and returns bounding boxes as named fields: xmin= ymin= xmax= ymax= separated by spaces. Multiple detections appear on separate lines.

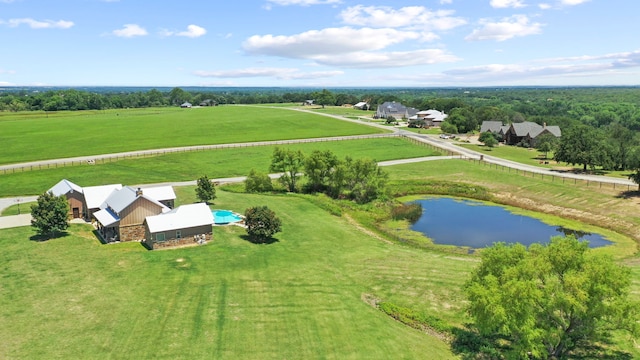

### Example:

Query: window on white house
xmin=176 ymin=230 xmax=182 ymax=239
xmin=156 ymin=233 xmax=165 ymax=242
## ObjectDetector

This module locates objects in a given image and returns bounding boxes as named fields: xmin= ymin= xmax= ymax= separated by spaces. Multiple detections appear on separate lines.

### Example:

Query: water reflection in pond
xmin=410 ymin=198 xmax=611 ymax=248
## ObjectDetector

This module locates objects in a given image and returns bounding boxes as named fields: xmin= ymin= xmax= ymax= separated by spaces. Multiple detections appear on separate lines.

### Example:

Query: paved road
xmin=400 ymin=131 xmax=636 ymax=187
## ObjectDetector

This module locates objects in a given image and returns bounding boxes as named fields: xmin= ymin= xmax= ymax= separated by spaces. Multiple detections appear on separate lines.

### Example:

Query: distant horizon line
xmin=2 ymin=85 xmax=639 ymax=90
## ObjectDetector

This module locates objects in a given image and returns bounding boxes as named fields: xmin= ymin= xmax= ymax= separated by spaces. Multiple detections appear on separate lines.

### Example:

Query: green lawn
xmin=0 ymin=137 xmax=440 ymax=197
xmin=0 ymin=106 xmax=385 ymax=165
xmin=459 ymin=143 xmax=557 ymax=168
xmin=459 ymin=143 xmax=637 ymax=179
xmin=1 ymin=158 xmax=639 ymax=358
xmin=1 ymin=201 xmax=35 ymax=216
xmin=0 ymin=190 xmax=460 ymax=359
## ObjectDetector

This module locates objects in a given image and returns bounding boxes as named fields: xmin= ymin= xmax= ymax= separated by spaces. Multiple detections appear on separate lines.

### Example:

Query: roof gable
xmin=511 ymin=122 xmax=543 ymax=137
xmin=49 ymin=179 xmax=83 ymax=197
xmin=83 ymin=184 xmax=122 ymax=209
xmin=139 ymin=186 xmax=176 ymax=202
xmin=101 ymin=186 xmax=168 ymax=214
xmin=480 ymin=121 xmax=504 ymax=133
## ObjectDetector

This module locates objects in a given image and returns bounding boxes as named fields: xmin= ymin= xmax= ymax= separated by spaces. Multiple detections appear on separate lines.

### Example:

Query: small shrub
xmin=245 ymin=169 xmax=274 ymax=193
xmin=378 ymin=301 xmax=451 ymax=334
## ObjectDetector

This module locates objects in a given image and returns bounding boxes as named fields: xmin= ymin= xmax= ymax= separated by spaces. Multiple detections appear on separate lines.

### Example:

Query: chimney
xmin=543 ymin=122 xmax=547 ymax=128
xmin=136 ymin=188 xmax=143 ymax=196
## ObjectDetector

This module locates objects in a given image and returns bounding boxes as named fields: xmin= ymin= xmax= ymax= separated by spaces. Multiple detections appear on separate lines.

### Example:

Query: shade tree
xmin=244 ymin=206 xmax=282 ymax=243
xmin=270 ymin=147 xmax=305 ymax=192
xmin=465 ymin=236 xmax=639 ymax=359
xmin=30 ymin=191 xmax=69 ymax=238
xmin=195 ymin=175 xmax=217 ymax=204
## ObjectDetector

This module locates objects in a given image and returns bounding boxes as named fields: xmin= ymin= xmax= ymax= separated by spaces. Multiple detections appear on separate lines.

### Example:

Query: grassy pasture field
xmin=0 ymin=137 xmax=440 ymax=197
xmin=459 ymin=142 xmax=635 ymax=179
xmin=1 ymin=158 xmax=639 ymax=357
xmin=0 ymin=106 xmax=385 ymax=165
xmin=2 ymin=105 xmax=640 ymax=358
xmin=0 ymin=190 xmax=460 ymax=359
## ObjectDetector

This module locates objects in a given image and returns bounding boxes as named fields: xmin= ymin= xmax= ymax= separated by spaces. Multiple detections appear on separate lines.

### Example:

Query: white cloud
xmin=490 ymin=0 xmax=526 ymax=8
xmin=193 ymin=67 xmax=344 ymax=80
xmin=266 ymin=0 xmax=341 ymax=6
xmin=393 ymin=50 xmax=640 ymax=85
xmin=538 ymin=0 xmax=588 ymax=9
xmin=112 ymin=24 xmax=148 ymax=38
xmin=465 ymin=15 xmax=543 ymax=41
xmin=339 ymin=5 xmax=466 ymax=32
xmin=162 ymin=24 xmax=207 ymax=38
xmin=0 ymin=69 xmax=16 ymax=74
xmin=1 ymin=18 xmax=74 ymax=29
xmin=243 ymin=26 xmax=460 ymax=68
xmin=440 ymin=0 xmax=453 ymax=4
xmin=0 ymin=81 xmax=15 ymax=86
xmin=311 ymin=48 xmax=460 ymax=68
xmin=560 ymin=0 xmax=589 ymax=5
xmin=244 ymin=27 xmax=420 ymax=57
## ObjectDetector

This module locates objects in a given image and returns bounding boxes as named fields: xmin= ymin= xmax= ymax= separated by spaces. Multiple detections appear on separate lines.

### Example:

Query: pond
xmin=409 ymin=198 xmax=612 ymax=248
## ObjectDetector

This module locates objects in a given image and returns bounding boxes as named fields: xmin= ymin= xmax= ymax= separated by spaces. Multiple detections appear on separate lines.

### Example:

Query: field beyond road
xmin=0 ymin=106 xmax=385 ymax=165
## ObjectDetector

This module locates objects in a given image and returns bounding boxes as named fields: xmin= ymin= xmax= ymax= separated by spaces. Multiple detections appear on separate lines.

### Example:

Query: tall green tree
xmin=535 ymin=132 xmax=559 ymax=159
xmin=195 ymin=175 xmax=216 ymax=203
xmin=554 ymin=125 xmax=602 ymax=171
xmin=465 ymin=236 xmax=639 ymax=359
xmin=626 ymin=147 xmax=640 ymax=190
xmin=30 ymin=191 xmax=69 ymax=238
xmin=343 ymin=157 xmax=388 ymax=203
xmin=304 ymin=150 xmax=339 ymax=193
xmin=313 ymin=89 xmax=336 ymax=108
xmin=608 ymin=122 xmax=637 ymax=170
xmin=270 ymin=147 xmax=305 ymax=192
xmin=244 ymin=206 xmax=282 ymax=243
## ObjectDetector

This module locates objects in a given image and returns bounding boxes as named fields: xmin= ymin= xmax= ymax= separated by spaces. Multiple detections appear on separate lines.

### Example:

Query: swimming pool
xmin=212 ymin=210 xmax=243 ymax=225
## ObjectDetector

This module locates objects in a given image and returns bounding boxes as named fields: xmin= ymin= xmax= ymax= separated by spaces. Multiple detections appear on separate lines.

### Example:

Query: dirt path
xmin=343 ymin=214 xmax=393 ymax=245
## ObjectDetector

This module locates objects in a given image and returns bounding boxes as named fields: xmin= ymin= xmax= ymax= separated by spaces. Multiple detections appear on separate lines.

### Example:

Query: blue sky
xmin=1 ymin=0 xmax=639 ymax=87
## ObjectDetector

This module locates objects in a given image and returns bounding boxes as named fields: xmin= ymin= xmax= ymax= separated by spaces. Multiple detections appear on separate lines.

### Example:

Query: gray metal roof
xmin=145 ymin=203 xmax=214 ymax=233
xmin=49 ymin=179 xmax=83 ymax=196
xmin=101 ymin=186 xmax=168 ymax=214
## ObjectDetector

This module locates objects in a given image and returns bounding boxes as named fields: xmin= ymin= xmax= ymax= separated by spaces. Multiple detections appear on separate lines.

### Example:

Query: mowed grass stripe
xmin=0 ymin=137 xmax=441 ymax=196
xmin=0 ymin=106 xmax=385 ymax=165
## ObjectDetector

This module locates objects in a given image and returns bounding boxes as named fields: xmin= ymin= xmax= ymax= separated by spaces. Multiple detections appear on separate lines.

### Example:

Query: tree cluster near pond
xmin=268 ymin=147 xmax=388 ymax=203
xmin=465 ymin=236 xmax=639 ymax=359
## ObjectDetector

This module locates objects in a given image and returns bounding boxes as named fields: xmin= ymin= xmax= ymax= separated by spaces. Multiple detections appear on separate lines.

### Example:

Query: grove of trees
xmin=266 ymin=147 xmax=388 ymax=203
